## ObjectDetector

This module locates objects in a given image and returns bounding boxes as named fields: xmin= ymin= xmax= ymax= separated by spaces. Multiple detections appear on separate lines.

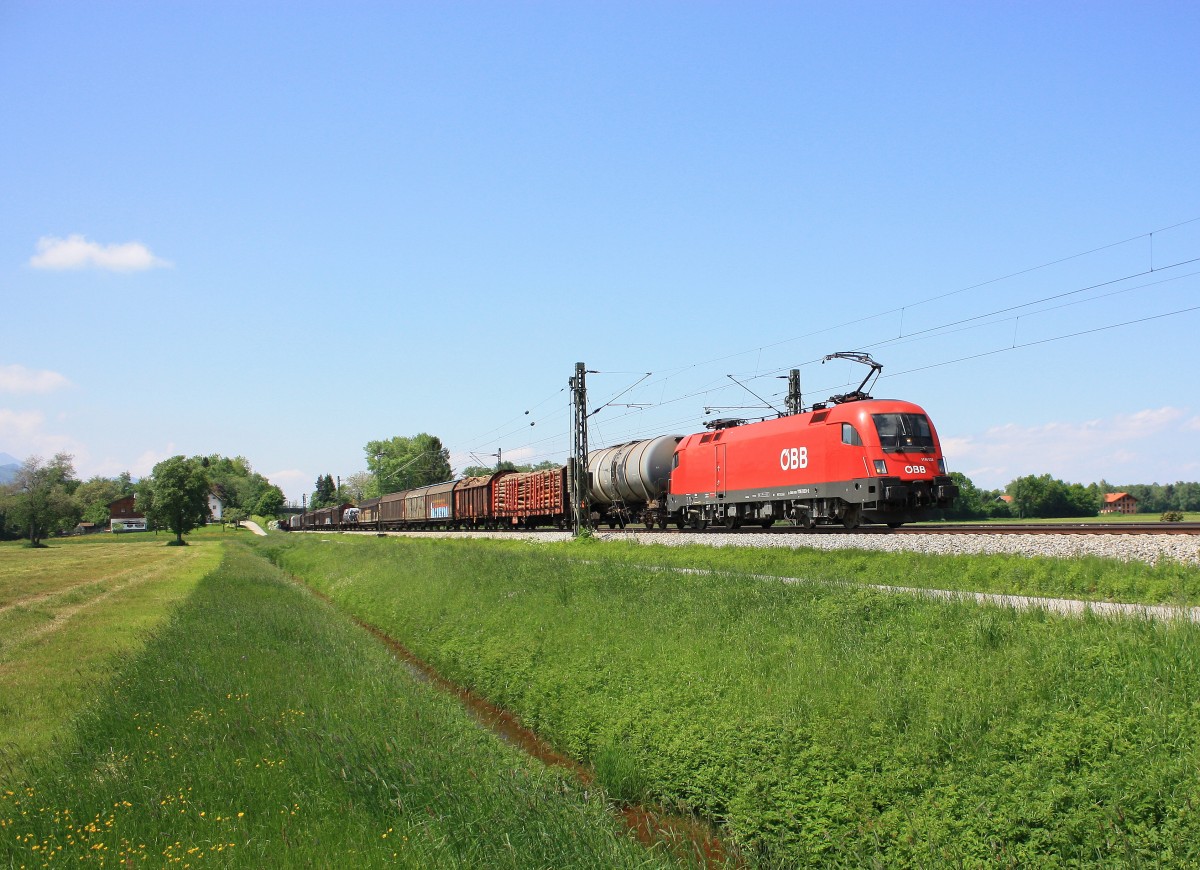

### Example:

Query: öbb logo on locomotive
xmin=288 ymin=353 xmax=958 ymax=533
xmin=779 ymin=447 xmax=809 ymax=470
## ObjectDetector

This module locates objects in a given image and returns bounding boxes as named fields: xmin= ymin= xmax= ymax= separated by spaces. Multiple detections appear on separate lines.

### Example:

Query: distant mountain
xmin=0 ymin=452 xmax=20 ymax=485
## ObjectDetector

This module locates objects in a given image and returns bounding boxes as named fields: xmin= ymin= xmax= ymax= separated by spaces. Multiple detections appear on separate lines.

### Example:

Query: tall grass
xmin=587 ymin=537 xmax=1200 ymax=605
xmin=1 ymin=543 xmax=678 ymax=869
xmin=263 ymin=535 xmax=1200 ymax=867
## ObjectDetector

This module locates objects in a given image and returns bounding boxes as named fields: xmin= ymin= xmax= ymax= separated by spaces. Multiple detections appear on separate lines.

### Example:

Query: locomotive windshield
xmin=872 ymin=413 xmax=934 ymax=452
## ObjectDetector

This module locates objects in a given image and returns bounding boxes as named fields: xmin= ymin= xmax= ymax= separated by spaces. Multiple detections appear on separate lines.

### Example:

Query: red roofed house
xmin=108 ymin=494 xmax=148 ymax=532
xmin=1101 ymin=492 xmax=1138 ymax=515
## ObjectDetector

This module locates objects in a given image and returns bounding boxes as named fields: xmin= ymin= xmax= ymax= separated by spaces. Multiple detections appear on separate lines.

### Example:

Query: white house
xmin=208 ymin=487 xmax=224 ymax=522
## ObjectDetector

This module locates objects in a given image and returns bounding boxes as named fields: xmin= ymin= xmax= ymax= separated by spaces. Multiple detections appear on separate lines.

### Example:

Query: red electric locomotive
xmin=665 ymin=354 xmax=957 ymax=529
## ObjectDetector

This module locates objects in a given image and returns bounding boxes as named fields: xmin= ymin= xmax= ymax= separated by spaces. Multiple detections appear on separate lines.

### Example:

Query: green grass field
xmin=1 ymin=538 xmax=686 ymax=868
xmin=262 ymin=534 xmax=1200 ymax=867
xmin=0 ymin=536 xmax=221 ymax=765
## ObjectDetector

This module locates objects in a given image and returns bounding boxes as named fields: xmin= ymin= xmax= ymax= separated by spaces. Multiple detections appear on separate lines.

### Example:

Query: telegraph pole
xmin=786 ymin=369 xmax=802 ymax=416
xmin=569 ymin=362 xmax=590 ymax=535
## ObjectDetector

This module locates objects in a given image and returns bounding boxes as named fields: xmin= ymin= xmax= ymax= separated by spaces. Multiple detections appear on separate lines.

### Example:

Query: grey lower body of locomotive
xmin=666 ymin=476 xmax=959 ymax=529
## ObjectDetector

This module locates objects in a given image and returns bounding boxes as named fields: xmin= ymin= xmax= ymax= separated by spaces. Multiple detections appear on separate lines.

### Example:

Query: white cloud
xmin=0 ymin=408 xmax=45 ymax=439
xmin=944 ymin=406 xmax=1196 ymax=488
xmin=29 ymin=234 xmax=171 ymax=272
xmin=267 ymin=469 xmax=311 ymax=504
xmin=130 ymin=445 xmax=177 ymax=478
xmin=0 ymin=408 xmax=87 ymax=464
xmin=0 ymin=364 xmax=71 ymax=394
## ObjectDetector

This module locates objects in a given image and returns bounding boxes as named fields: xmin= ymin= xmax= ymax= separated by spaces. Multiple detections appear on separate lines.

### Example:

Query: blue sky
xmin=2 ymin=2 xmax=1198 ymax=503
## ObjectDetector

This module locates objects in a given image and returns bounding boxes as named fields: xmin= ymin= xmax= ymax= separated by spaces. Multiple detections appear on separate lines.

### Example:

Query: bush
xmin=1161 ymin=510 xmax=1185 ymax=522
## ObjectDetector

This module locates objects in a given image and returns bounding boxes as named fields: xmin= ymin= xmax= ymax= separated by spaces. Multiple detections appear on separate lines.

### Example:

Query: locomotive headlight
xmin=937 ymin=459 xmax=946 ymax=474
xmin=873 ymin=459 xmax=887 ymax=474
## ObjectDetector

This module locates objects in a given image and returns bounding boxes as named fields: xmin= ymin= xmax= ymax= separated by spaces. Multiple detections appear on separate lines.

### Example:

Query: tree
xmin=311 ymin=474 xmax=337 ymax=509
xmin=459 ymin=459 xmax=563 ymax=478
xmin=366 ymin=433 xmax=452 ymax=494
xmin=202 ymin=454 xmax=278 ymax=514
xmin=343 ymin=471 xmax=378 ymax=502
xmin=1008 ymin=473 xmax=1098 ymax=519
xmin=224 ymin=506 xmax=248 ymax=528
xmin=0 ymin=453 xmax=80 ymax=546
xmin=254 ymin=486 xmax=284 ymax=518
xmin=141 ymin=456 xmax=210 ymax=545
xmin=942 ymin=471 xmax=985 ymax=519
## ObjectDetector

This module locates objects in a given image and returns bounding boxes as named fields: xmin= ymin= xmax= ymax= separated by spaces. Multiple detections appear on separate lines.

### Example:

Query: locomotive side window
xmin=872 ymin=413 xmax=934 ymax=451
xmin=841 ymin=423 xmax=862 ymax=446
xmin=672 ymin=452 xmax=680 ymax=469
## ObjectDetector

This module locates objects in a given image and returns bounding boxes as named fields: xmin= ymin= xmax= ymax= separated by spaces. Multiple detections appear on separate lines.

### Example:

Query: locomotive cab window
xmin=872 ymin=413 xmax=934 ymax=451
xmin=841 ymin=423 xmax=862 ymax=446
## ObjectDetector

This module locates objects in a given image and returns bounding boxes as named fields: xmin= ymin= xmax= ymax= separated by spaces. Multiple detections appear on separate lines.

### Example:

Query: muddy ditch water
xmin=351 ymin=617 xmax=738 ymax=867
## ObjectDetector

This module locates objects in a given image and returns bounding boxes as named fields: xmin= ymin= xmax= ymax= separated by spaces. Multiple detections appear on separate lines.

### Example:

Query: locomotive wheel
xmin=722 ymin=515 xmax=741 ymax=530
xmin=796 ymin=513 xmax=813 ymax=530
xmin=674 ymin=517 xmax=686 ymax=530
xmin=760 ymin=519 xmax=774 ymax=528
xmin=842 ymin=515 xmax=860 ymax=530
xmin=887 ymin=521 xmax=904 ymax=529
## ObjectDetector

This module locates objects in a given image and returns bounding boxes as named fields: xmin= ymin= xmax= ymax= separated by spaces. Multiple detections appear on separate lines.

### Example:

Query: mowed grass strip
xmin=0 ymin=538 xmax=185 ymax=609
xmin=1 ymin=542 xmax=680 ymax=870
xmin=0 ymin=539 xmax=219 ymax=769
xmin=264 ymin=535 xmax=1200 ymax=868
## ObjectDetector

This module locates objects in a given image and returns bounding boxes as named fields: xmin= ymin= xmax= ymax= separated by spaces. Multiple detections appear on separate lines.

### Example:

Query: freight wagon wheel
xmin=759 ymin=519 xmax=774 ymax=529
xmin=658 ymin=517 xmax=669 ymax=530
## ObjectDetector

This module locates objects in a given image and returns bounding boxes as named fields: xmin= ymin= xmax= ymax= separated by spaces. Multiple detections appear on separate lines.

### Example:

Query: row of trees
xmin=459 ymin=459 xmax=561 ymax=478
xmin=310 ymin=433 xmax=456 ymax=507
xmin=309 ymin=433 xmax=568 ymax=509
xmin=0 ymin=452 xmax=285 ymax=545
xmin=945 ymin=472 xmax=1200 ymax=520
xmin=201 ymin=454 xmax=285 ymax=520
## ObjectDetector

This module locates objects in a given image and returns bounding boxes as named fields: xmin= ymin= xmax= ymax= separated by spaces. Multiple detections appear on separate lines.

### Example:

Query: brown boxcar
xmin=494 ymin=467 xmax=568 ymax=527
xmin=453 ymin=472 xmax=513 ymax=527
xmin=358 ymin=497 xmax=381 ymax=525
xmin=403 ymin=481 xmax=456 ymax=524
xmin=380 ymin=490 xmax=409 ymax=527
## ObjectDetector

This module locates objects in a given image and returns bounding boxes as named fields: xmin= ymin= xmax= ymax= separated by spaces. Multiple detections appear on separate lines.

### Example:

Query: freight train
xmin=289 ymin=356 xmax=958 ymax=532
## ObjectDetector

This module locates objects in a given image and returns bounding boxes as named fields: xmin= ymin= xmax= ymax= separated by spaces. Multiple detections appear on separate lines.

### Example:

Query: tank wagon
xmin=289 ymin=353 xmax=957 ymax=532
xmin=586 ymin=435 xmax=682 ymax=528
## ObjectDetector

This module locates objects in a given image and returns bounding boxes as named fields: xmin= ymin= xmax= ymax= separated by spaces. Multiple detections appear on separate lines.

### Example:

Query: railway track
xmin=312 ymin=521 xmax=1200 ymax=537
xmin=897 ymin=522 xmax=1200 ymax=535
xmin=596 ymin=521 xmax=1200 ymax=536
